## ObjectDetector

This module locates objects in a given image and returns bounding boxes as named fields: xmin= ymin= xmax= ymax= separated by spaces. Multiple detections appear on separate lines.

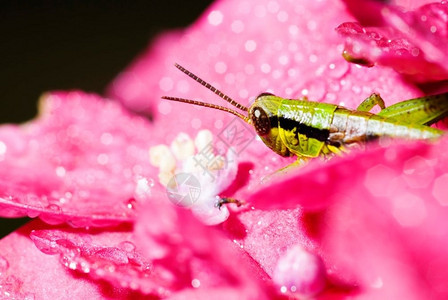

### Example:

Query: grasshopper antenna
xmin=173 ymin=63 xmax=248 ymax=112
xmin=161 ymin=96 xmax=249 ymax=122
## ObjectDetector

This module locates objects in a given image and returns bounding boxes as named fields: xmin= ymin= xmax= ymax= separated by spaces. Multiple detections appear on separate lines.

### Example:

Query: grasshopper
xmin=163 ymin=64 xmax=447 ymax=162
xmin=163 ymin=64 xmax=448 ymax=206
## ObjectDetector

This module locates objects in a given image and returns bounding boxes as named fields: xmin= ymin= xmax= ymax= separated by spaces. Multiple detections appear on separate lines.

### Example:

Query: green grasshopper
xmin=163 ymin=64 xmax=447 ymax=163
xmin=162 ymin=64 xmax=447 ymax=207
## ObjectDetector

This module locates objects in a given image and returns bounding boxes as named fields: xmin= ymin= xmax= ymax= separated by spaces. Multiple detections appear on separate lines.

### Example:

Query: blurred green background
xmin=0 ymin=0 xmax=214 ymax=237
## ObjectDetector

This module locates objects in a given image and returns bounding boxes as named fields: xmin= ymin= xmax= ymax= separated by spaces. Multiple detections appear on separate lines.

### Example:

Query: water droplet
xmin=273 ymin=245 xmax=326 ymax=296
xmin=100 ymin=132 xmax=114 ymax=145
xmin=208 ymin=10 xmax=223 ymax=26
xmin=125 ymin=198 xmax=137 ymax=210
xmin=119 ymin=241 xmax=136 ymax=252
xmin=309 ymin=54 xmax=318 ymax=63
xmin=231 ymin=20 xmax=244 ymax=33
xmin=97 ymin=153 xmax=109 ymax=165
xmin=261 ymin=63 xmax=271 ymax=74
xmin=288 ymin=25 xmax=299 ymax=36
xmin=214 ymin=61 xmax=227 ymax=74
xmin=244 ymin=40 xmax=257 ymax=52
xmin=191 ymin=278 xmax=201 ymax=288
xmin=278 ymin=55 xmax=289 ymax=65
xmin=47 ymin=204 xmax=62 ymax=212
xmin=0 ymin=141 xmax=7 ymax=156
xmin=55 ymin=166 xmax=66 ymax=177
xmin=430 ymin=25 xmax=437 ymax=33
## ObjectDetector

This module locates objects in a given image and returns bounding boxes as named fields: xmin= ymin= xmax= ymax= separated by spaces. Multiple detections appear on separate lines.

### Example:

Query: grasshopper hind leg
xmin=357 ymin=93 xmax=386 ymax=112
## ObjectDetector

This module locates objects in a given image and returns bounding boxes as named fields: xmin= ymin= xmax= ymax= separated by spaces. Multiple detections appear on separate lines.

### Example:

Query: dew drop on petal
xmin=208 ymin=10 xmax=224 ymax=26
xmin=55 ymin=166 xmax=66 ymax=177
xmin=0 ymin=141 xmax=6 ymax=155
xmin=231 ymin=20 xmax=244 ymax=33
xmin=134 ymin=176 xmax=154 ymax=200
xmin=214 ymin=61 xmax=227 ymax=74
xmin=119 ymin=241 xmax=136 ymax=252
xmin=261 ymin=63 xmax=271 ymax=73
xmin=433 ymin=174 xmax=448 ymax=206
xmin=245 ymin=40 xmax=257 ymax=52
xmin=100 ymin=132 xmax=113 ymax=145
xmin=191 ymin=278 xmax=201 ymax=288
xmin=288 ymin=25 xmax=299 ymax=36
xmin=278 ymin=55 xmax=289 ymax=65
xmin=47 ymin=204 xmax=62 ymax=212
xmin=273 ymin=245 xmax=326 ymax=296
xmin=97 ymin=153 xmax=109 ymax=165
xmin=309 ymin=54 xmax=318 ymax=63
xmin=125 ymin=198 xmax=137 ymax=210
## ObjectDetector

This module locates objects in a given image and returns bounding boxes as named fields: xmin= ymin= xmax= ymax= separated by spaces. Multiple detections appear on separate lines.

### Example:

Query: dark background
xmin=0 ymin=0 xmax=214 ymax=237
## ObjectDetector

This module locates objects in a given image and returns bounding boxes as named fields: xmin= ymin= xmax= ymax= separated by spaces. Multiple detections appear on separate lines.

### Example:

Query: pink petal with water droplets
xmin=0 ymin=91 xmax=158 ymax=227
xmin=0 ymin=220 xmax=143 ymax=299
xmin=29 ymin=225 xmax=176 ymax=297
xmin=338 ymin=2 xmax=448 ymax=82
xmin=134 ymin=199 xmax=274 ymax=299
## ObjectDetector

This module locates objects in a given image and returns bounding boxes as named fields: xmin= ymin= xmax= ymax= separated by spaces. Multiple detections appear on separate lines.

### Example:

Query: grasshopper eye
xmin=250 ymin=107 xmax=271 ymax=136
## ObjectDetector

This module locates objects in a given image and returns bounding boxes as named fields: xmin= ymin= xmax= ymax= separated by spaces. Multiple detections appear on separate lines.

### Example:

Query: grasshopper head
xmin=248 ymin=94 xmax=291 ymax=156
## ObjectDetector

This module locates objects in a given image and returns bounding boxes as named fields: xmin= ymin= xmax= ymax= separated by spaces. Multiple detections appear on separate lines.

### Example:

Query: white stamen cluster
xmin=148 ymin=130 xmax=237 ymax=225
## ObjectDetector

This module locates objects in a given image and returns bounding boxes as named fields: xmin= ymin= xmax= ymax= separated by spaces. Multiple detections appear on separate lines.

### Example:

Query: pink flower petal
xmin=0 ymin=91 xmax=158 ymax=227
xmin=29 ymin=226 xmax=172 ymax=296
xmin=0 ymin=220 xmax=137 ymax=299
xmin=338 ymin=2 xmax=448 ymax=82
xmin=134 ymin=199 xmax=274 ymax=299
